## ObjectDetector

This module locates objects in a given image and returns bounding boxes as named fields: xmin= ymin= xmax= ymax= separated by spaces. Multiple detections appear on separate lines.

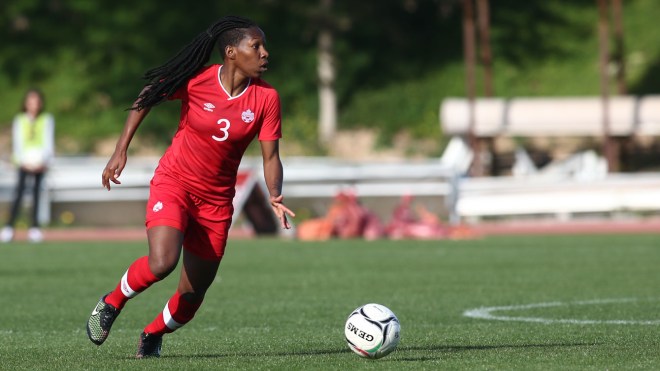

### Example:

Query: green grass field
xmin=1 ymin=234 xmax=659 ymax=370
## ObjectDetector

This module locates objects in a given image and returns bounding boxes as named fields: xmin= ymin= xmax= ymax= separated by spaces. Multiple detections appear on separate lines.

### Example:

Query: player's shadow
xmin=157 ymin=342 xmax=596 ymax=361
xmin=154 ymin=348 xmax=351 ymax=360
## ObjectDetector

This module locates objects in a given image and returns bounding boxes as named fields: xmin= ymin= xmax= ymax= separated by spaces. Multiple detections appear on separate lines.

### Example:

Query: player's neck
xmin=219 ymin=65 xmax=250 ymax=98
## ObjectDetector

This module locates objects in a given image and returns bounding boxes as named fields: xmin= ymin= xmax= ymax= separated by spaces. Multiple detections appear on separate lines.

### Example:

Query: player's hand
xmin=270 ymin=195 xmax=295 ymax=229
xmin=102 ymin=151 xmax=127 ymax=191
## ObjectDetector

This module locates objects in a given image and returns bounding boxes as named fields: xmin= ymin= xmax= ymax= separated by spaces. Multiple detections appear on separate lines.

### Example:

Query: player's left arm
xmin=260 ymin=139 xmax=295 ymax=229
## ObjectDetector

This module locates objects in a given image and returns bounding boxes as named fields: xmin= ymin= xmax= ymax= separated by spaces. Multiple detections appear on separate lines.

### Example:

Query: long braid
xmin=133 ymin=15 xmax=256 ymax=111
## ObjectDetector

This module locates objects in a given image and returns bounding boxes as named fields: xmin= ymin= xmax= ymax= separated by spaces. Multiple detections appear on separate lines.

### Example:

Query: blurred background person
xmin=334 ymin=191 xmax=384 ymax=241
xmin=386 ymin=194 xmax=447 ymax=240
xmin=1 ymin=88 xmax=55 ymax=243
xmin=296 ymin=190 xmax=384 ymax=241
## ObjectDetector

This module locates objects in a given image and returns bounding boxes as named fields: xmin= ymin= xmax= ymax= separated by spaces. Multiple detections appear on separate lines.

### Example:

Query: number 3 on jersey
xmin=212 ymin=118 xmax=231 ymax=142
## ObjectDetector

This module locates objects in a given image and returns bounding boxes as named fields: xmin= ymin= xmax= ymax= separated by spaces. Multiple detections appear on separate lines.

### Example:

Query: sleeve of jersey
xmin=258 ymin=91 xmax=282 ymax=141
xmin=167 ymin=82 xmax=189 ymax=101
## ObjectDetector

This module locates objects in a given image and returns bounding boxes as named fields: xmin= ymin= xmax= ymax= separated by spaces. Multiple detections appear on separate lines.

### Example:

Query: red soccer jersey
xmin=153 ymin=64 xmax=282 ymax=205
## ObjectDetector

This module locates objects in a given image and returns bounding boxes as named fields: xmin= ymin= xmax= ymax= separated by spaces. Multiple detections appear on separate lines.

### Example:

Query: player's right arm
xmin=102 ymin=88 xmax=152 ymax=191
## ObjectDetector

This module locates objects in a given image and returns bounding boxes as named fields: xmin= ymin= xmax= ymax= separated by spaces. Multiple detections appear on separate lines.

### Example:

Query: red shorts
xmin=145 ymin=174 xmax=233 ymax=261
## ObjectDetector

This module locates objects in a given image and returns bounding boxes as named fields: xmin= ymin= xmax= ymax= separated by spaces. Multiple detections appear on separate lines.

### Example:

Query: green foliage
xmin=340 ymin=0 xmax=660 ymax=145
xmin=1 ymin=234 xmax=660 ymax=369
xmin=340 ymin=66 xmax=464 ymax=147
xmin=1 ymin=0 xmax=659 ymax=155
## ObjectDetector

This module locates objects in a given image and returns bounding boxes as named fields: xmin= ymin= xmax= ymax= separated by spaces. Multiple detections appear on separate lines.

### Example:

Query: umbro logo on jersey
xmin=242 ymin=109 xmax=255 ymax=123
xmin=153 ymin=201 xmax=163 ymax=212
xmin=203 ymin=103 xmax=215 ymax=112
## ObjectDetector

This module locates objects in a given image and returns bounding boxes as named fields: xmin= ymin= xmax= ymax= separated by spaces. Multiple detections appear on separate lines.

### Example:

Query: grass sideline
xmin=1 ymin=235 xmax=659 ymax=370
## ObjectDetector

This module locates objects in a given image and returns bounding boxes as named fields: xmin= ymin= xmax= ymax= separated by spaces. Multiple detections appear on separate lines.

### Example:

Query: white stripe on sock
xmin=163 ymin=302 xmax=183 ymax=330
xmin=120 ymin=270 xmax=138 ymax=298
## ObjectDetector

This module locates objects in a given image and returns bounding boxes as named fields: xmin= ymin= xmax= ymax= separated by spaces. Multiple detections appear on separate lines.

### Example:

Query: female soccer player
xmin=86 ymin=15 xmax=295 ymax=358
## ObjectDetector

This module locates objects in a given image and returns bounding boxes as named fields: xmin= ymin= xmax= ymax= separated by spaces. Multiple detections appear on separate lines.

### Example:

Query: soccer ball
xmin=344 ymin=303 xmax=401 ymax=359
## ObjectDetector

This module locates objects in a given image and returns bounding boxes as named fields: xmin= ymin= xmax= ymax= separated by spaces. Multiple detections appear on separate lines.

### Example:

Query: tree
xmin=317 ymin=0 xmax=337 ymax=145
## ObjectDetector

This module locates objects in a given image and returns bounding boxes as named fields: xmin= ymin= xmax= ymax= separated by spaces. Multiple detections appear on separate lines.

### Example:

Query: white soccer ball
xmin=344 ymin=303 xmax=401 ymax=359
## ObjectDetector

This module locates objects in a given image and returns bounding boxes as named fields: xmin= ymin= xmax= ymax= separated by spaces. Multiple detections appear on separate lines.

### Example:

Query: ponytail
xmin=133 ymin=15 xmax=256 ymax=111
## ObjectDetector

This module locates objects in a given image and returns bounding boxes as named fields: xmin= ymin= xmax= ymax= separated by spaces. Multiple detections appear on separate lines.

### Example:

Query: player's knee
xmin=148 ymin=254 xmax=178 ymax=278
xmin=180 ymin=290 xmax=206 ymax=304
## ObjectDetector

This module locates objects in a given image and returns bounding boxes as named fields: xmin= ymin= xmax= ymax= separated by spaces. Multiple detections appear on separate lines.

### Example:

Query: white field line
xmin=463 ymin=298 xmax=660 ymax=325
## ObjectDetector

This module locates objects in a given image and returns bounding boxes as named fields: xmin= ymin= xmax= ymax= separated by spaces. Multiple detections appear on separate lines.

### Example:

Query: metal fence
xmin=3 ymin=156 xmax=659 ymax=227
xmin=0 ymin=156 xmax=460 ymax=226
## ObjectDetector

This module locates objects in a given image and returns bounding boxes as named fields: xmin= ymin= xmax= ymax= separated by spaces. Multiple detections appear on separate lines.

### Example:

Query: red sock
xmin=143 ymin=291 xmax=203 ymax=336
xmin=104 ymin=256 xmax=159 ymax=310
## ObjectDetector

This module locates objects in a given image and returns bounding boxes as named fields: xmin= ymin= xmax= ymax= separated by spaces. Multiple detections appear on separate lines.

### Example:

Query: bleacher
xmin=441 ymin=95 xmax=660 ymax=137
xmin=456 ymin=172 xmax=660 ymax=222
xmin=440 ymin=95 xmax=660 ymax=222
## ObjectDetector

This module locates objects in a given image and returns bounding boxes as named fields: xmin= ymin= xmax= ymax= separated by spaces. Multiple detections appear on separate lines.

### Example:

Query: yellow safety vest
xmin=14 ymin=113 xmax=52 ymax=166
xmin=18 ymin=113 xmax=48 ymax=149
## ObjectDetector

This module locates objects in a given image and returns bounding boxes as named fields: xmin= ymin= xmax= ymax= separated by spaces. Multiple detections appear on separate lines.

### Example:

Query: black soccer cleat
xmin=86 ymin=294 xmax=120 ymax=345
xmin=136 ymin=332 xmax=163 ymax=359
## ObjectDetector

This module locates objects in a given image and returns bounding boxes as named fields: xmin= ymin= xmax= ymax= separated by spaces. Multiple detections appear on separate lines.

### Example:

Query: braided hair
xmin=133 ymin=15 xmax=257 ymax=111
